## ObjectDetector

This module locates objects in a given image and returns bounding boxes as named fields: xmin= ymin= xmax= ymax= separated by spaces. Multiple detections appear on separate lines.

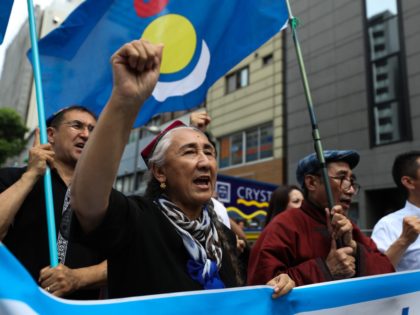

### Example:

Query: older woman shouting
xmin=70 ymin=39 xmax=294 ymax=299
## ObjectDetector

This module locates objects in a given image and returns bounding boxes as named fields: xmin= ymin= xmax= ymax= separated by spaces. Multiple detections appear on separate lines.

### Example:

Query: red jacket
xmin=248 ymin=200 xmax=394 ymax=286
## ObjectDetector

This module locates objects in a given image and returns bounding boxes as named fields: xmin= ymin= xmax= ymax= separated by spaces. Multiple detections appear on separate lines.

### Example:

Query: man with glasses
xmin=248 ymin=150 xmax=394 ymax=286
xmin=372 ymin=151 xmax=420 ymax=271
xmin=0 ymin=106 xmax=106 ymax=299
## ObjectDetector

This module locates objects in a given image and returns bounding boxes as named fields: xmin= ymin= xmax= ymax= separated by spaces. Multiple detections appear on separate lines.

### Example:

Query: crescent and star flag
xmin=0 ymin=0 xmax=14 ymax=44
xmin=30 ymin=0 xmax=289 ymax=127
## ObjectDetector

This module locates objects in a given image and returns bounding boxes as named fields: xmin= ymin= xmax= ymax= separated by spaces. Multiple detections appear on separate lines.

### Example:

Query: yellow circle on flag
xmin=142 ymin=14 xmax=197 ymax=74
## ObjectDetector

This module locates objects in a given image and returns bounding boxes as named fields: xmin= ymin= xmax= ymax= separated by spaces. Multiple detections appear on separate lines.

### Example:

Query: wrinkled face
xmin=48 ymin=110 xmax=96 ymax=166
xmin=308 ymin=161 xmax=357 ymax=212
xmin=156 ymin=128 xmax=217 ymax=214
xmin=287 ymin=189 xmax=304 ymax=209
xmin=327 ymin=162 xmax=357 ymax=211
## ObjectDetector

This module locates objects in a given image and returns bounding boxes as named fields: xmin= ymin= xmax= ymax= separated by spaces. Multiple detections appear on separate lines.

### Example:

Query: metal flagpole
xmin=284 ymin=1 xmax=336 ymax=213
xmin=26 ymin=0 xmax=58 ymax=267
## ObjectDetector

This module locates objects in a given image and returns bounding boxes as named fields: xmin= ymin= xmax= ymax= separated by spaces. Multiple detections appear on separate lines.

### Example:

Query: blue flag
xmin=0 ymin=0 xmax=14 ymax=44
xmin=32 ymin=0 xmax=288 ymax=126
xmin=2 ymin=241 xmax=420 ymax=314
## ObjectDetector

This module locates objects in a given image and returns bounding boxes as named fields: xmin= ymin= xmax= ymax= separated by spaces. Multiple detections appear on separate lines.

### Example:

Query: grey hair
xmin=144 ymin=126 xmax=203 ymax=200
xmin=147 ymin=126 xmax=202 ymax=168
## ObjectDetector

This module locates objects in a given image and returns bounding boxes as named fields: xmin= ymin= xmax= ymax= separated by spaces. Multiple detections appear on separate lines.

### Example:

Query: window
xmin=262 ymin=54 xmax=274 ymax=66
xmin=115 ymin=177 xmax=123 ymax=192
xmin=133 ymin=171 xmax=145 ymax=193
xmin=129 ymin=128 xmax=139 ymax=143
xmin=231 ymin=133 xmax=243 ymax=165
xmin=246 ymin=129 xmax=259 ymax=162
xmin=114 ymin=174 xmax=134 ymax=195
xmin=225 ymin=66 xmax=249 ymax=94
xmin=364 ymin=0 xmax=410 ymax=146
xmin=260 ymin=124 xmax=274 ymax=159
xmin=218 ymin=123 xmax=273 ymax=168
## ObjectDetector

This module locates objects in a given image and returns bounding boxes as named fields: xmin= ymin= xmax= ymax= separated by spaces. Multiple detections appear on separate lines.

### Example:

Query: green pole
xmin=285 ymin=1 xmax=336 ymax=213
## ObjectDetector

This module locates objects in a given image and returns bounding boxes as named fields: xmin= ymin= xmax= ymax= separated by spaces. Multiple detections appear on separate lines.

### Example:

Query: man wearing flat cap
xmin=248 ymin=150 xmax=394 ymax=286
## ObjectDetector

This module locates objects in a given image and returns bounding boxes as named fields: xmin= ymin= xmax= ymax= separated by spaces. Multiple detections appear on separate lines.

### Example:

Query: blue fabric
xmin=29 ymin=0 xmax=288 ymax=127
xmin=1 ymin=242 xmax=420 ymax=314
xmin=296 ymin=150 xmax=360 ymax=187
xmin=0 ymin=0 xmax=13 ymax=44
xmin=187 ymin=259 xmax=225 ymax=290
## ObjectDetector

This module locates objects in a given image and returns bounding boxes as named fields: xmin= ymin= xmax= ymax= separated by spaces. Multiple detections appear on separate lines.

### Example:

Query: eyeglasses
xmin=328 ymin=175 xmax=360 ymax=195
xmin=312 ymin=173 xmax=360 ymax=195
xmin=62 ymin=120 xmax=95 ymax=133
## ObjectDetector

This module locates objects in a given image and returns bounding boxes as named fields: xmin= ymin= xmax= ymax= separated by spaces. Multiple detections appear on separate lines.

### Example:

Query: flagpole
xmin=284 ymin=1 xmax=336 ymax=213
xmin=26 ymin=0 xmax=58 ymax=267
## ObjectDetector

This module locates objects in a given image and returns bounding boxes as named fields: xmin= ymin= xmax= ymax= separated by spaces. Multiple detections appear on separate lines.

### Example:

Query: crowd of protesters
xmin=1 ymin=39 xmax=419 ymax=301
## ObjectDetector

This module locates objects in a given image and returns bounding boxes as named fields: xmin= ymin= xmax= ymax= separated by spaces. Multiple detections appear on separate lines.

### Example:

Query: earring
xmin=160 ymin=182 xmax=166 ymax=189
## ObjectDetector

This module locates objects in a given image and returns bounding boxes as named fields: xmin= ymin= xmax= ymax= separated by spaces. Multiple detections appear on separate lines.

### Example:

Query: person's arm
xmin=248 ymin=222 xmax=336 ymax=286
xmin=249 ymin=244 xmax=334 ymax=286
xmin=0 ymin=129 xmax=54 ymax=240
xmin=38 ymin=260 xmax=107 ymax=297
xmin=71 ymin=40 xmax=163 ymax=233
xmin=229 ymin=218 xmax=247 ymax=240
xmin=249 ymin=240 xmax=355 ymax=286
xmin=353 ymin=224 xmax=395 ymax=274
xmin=384 ymin=216 xmax=420 ymax=268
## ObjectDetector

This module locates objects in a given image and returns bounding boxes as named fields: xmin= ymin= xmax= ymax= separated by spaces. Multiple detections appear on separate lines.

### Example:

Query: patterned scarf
xmin=57 ymin=187 xmax=72 ymax=264
xmin=154 ymin=196 xmax=225 ymax=289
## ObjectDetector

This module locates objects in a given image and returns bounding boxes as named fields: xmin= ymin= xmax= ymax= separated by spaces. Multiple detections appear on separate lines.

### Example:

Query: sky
xmin=366 ymin=0 xmax=397 ymax=17
xmin=0 ymin=0 xmax=53 ymax=75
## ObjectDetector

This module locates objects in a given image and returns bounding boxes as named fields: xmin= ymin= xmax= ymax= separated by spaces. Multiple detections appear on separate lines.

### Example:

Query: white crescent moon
xmin=152 ymin=40 xmax=210 ymax=102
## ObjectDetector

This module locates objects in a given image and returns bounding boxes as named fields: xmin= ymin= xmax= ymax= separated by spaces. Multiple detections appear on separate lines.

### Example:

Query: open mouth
xmin=75 ymin=143 xmax=85 ymax=149
xmin=193 ymin=176 xmax=211 ymax=188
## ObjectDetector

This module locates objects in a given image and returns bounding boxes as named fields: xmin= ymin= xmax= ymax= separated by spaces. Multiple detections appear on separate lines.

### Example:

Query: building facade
xmin=0 ymin=7 xmax=42 ymax=121
xmin=207 ymin=33 xmax=285 ymax=186
xmin=285 ymin=0 xmax=420 ymax=229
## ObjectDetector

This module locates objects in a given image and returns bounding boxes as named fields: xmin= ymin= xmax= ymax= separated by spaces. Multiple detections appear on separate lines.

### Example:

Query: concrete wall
xmin=0 ymin=7 xmax=41 ymax=121
xmin=285 ymin=0 xmax=420 ymax=228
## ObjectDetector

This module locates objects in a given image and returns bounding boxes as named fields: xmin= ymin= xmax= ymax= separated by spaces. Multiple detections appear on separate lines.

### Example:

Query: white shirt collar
xmin=405 ymin=200 xmax=420 ymax=215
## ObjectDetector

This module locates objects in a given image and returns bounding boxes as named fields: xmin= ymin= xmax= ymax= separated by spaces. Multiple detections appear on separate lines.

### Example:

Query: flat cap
xmin=296 ymin=150 xmax=360 ymax=188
